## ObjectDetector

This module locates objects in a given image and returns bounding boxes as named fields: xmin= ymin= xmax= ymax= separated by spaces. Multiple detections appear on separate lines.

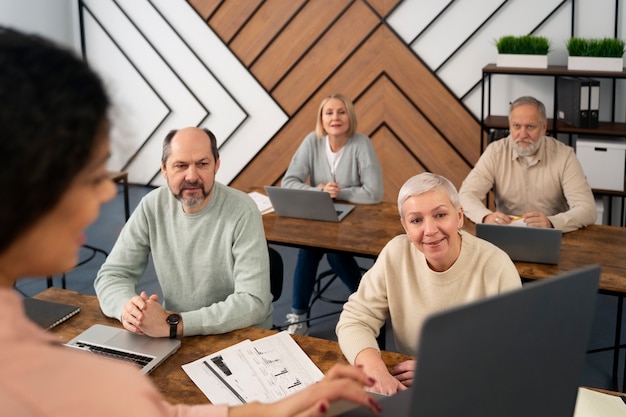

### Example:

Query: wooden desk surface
xmin=463 ymin=222 xmax=626 ymax=294
xmin=463 ymin=223 xmax=626 ymax=288
xmin=36 ymin=287 xmax=410 ymax=405
xmin=263 ymin=200 xmax=405 ymax=258
xmin=519 ymin=224 xmax=626 ymax=294
xmin=264 ymin=197 xmax=626 ymax=293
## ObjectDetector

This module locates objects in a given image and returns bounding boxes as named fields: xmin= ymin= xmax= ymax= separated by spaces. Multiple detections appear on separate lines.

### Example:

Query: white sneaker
xmin=286 ymin=313 xmax=309 ymax=335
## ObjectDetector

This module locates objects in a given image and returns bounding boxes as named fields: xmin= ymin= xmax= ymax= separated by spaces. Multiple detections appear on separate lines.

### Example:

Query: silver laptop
xmin=264 ymin=186 xmax=355 ymax=222
xmin=475 ymin=223 xmax=562 ymax=264
xmin=66 ymin=324 xmax=181 ymax=374
xmin=333 ymin=264 xmax=600 ymax=417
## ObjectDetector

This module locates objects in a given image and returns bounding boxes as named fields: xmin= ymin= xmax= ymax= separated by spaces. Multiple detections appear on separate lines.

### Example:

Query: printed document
xmin=182 ymin=331 xmax=323 ymax=405
xmin=248 ymin=191 xmax=274 ymax=215
xmin=573 ymin=387 xmax=626 ymax=417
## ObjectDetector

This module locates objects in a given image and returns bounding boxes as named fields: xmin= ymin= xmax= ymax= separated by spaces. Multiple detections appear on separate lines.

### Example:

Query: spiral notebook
xmin=23 ymin=298 xmax=80 ymax=330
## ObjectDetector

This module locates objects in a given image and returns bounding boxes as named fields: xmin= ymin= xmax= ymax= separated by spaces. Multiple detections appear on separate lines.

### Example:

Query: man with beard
xmin=459 ymin=96 xmax=596 ymax=233
xmin=95 ymin=127 xmax=273 ymax=338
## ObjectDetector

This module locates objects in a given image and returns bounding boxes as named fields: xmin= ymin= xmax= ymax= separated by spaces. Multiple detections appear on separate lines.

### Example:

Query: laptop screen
xmin=475 ymin=223 xmax=562 ymax=264
xmin=335 ymin=265 xmax=600 ymax=417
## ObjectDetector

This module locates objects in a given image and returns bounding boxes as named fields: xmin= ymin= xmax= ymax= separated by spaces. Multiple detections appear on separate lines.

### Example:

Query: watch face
xmin=167 ymin=313 xmax=180 ymax=324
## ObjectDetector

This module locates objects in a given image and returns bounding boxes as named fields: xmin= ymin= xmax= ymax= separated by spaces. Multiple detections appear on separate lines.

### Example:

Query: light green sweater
xmin=336 ymin=231 xmax=522 ymax=363
xmin=94 ymin=183 xmax=273 ymax=336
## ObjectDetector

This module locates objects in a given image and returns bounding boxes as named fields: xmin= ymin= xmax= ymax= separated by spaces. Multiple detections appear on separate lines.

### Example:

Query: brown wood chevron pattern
xmin=189 ymin=0 xmax=483 ymax=202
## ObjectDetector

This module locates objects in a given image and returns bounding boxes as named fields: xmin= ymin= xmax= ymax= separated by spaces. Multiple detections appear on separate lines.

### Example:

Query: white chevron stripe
xmin=81 ymin=0 xmax=287 ymax=185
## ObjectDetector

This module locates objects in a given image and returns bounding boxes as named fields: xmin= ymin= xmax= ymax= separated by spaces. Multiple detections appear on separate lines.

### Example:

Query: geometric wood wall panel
xmin=80 ymin=0 xmax=287 ymax=185
xmin=192 ymin=0 xmax=482 ymax=202
xmin=81 ymin=0 xmax=624 ymax=205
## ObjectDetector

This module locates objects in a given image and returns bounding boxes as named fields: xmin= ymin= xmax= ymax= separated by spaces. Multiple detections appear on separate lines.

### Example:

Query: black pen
xmin=203 ymin=360 xmax=247 ymax=404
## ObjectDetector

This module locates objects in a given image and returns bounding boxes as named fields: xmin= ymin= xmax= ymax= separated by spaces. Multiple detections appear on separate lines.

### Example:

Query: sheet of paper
xmin=573 ymin=387 xmax=626 ymax=417
xmin=509 ymin=216 xmax=527 ymax=227
xmin=248 ymin=191 xmax=274 ymax=215
xmin=182 ymin=331 xmax=324 ymax=405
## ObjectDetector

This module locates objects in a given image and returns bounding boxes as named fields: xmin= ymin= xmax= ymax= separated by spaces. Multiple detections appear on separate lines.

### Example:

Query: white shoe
xmin=286 ymin=313 xmax=309 ymax=335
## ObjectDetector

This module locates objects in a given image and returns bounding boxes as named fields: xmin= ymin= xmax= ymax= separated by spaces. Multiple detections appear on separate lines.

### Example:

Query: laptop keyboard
xmin=336 ymin=210 xmax=343 ymax=216
xmin=73 ymin=341 xmax=153 ymax=368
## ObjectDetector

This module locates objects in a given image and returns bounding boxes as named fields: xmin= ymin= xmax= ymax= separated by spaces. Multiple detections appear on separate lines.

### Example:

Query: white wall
xmin=79 ymin=0 xmax=287 ymax=186
xmin=389 ymin=0 xmax=625 ymax=120
xmin=0 ymin=0 xmax=78 ymax=52
xmin=4 ymin=0 xmax=622 ymax=126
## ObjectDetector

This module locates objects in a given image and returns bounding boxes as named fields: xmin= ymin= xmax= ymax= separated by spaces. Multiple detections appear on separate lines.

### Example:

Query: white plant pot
xmin=496 ymin=54 xmax=548 ymax=69
xmin=567 ymin=56 xmax=624 ymax=72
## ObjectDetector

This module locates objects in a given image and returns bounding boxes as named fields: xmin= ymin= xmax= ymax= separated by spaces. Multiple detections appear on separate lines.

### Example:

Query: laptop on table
xmin=66 ymin=324 xmax=181 ymax=374
xmin=264 ymin=185 xmax=355 ymax=222
xmin=332 ymin=264 xmax=600 ymax=417
xmin=475 ymin=222 xmax=562 ymax=264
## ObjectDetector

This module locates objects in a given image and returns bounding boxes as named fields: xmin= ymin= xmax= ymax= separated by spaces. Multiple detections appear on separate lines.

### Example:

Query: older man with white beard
xmin=459 ymin=96 xmax=596 ymax=233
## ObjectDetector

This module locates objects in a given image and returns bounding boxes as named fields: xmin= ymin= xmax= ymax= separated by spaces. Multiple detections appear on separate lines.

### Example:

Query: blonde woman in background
xmin=282 ymin=93 xmax=383 ymax=335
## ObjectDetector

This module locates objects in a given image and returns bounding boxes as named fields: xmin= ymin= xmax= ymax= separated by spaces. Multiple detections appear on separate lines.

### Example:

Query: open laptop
xmin=66 ymin=324 xmax=181 ymax=374
xmin=332 ymin=264 xmax=600 ymax=417
xmin=264 ymin=185 xmax=355 ymax=222
xmin=475 ymin=223 xmax=562 ymax=264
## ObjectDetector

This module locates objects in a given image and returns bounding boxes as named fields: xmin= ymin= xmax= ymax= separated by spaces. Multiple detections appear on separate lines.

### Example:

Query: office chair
xmin=46 ymin=244 xmax=109 ymax=289
xmin=307 ymin=264 xmax=387 ymax=349
xmin=305 ymin=266 xmax=368 ymax=323
xmin=488 ymin=128 xmax=509 ymax=143
xmin=268 ymin=245 xmax=288 ymax=331
xmin=268 ymin=246 xmax=283 ymax=303
xmin=268 ymin=247 xmax=357 ymax=332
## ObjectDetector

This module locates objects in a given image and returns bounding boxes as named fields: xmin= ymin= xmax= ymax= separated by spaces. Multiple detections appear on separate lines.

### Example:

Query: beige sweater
xmin=336 ymin=230 xmax=522 ymax=363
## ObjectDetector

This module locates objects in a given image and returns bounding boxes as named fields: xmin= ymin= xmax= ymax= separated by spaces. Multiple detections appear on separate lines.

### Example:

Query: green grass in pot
xmin=566 ymin=37 xmax=625 ymax=58
xmin=496 ymin=35 xmax=550 ymax=55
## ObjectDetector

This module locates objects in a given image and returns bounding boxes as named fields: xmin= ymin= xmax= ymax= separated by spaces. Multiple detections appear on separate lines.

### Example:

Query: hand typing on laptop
xmin=389 ymin=360 xmax=416 ymax=389
xmin=355 ymin=349 xmax=409 ymax=395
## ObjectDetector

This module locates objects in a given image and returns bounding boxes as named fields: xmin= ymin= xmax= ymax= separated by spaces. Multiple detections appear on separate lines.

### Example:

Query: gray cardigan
xmin=282 ymin=132 xmax=383 ymax=204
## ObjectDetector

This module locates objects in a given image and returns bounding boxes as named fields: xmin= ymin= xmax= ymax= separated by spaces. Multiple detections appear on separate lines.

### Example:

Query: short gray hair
xmin=397 ymin=172 xmax=460 ymax=217
xmin=508 ymin=96 xmax=547 ymax=124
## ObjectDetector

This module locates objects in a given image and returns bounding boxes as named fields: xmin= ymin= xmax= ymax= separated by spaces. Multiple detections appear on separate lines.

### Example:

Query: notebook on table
xmin=331 ymin=264 xmax=600 ymax=417
xmin=65 ymin=324 xmax=181 ymax=375
xmin=475 ymin=222 xmax=562 ymax=264
xmin=264 ymin=185 xmax=355 ymax=222
xmin=23 ymin=298 xmax=80 ymax=330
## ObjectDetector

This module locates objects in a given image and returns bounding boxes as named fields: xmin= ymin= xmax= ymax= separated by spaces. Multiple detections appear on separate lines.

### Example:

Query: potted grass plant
xmin=566 ymin=37 xmax=625 ymax=71
xmin=496 ymin=35 xmax=550 ymax=68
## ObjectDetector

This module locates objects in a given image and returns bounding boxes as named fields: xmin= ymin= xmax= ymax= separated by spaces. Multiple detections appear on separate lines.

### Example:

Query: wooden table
xmin=262 ymin=200 xmax=405 ymax=258
xmin=36 ymin=287 xmax=410 ymax=405
xmin=462 ymin=222 xmax=626 ymax=293
xmin=263 ymin=202 xmax=626 ymax=294
xmin=264 ymin=205 xmax=626 ymax=390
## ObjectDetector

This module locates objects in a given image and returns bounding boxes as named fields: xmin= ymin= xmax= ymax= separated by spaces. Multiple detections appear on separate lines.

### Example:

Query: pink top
xmin=0 ymin=288 xmax=227 ymax=417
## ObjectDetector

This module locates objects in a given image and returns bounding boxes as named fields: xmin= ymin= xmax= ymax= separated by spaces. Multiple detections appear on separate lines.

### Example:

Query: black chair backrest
xmin=268 ymin=246 xmax=283 ymax=302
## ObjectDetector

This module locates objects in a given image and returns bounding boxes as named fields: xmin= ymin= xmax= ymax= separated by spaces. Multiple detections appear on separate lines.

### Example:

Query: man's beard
xmin=512 ymin=136 xmax=541 ymax=156
xmin=175 ymin=180 xmax=209 ymax=209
